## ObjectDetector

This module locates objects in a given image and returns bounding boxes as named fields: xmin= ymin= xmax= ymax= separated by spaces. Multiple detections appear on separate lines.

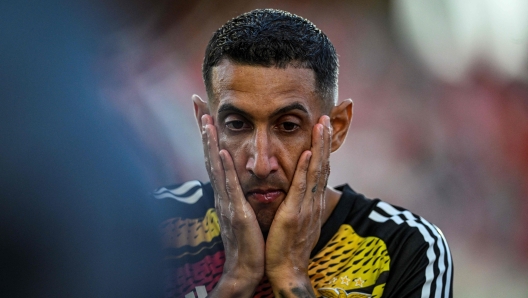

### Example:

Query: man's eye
xmin=226 ymin=120 xmax=249 ymax=131
xmin=280 ymin=122 xmax=299 ymax=132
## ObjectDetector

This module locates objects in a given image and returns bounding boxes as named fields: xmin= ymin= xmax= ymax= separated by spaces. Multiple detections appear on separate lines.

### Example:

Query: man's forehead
xmin=208 ymin=60 xmax=320 ymax=110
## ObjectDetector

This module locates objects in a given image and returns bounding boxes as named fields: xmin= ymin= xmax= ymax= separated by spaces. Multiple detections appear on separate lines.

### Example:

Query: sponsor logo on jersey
xmin=318 ymin=287 xmax=372 ymax=298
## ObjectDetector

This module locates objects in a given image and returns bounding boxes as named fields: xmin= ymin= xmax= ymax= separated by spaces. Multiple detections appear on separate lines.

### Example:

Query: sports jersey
xmin=153 ymin=180 xmax=453 ymax=298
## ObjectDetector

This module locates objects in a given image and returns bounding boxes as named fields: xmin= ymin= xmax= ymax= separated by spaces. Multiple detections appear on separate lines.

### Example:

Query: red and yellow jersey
xmin=153 ymin=181 xmax=453 ymax=298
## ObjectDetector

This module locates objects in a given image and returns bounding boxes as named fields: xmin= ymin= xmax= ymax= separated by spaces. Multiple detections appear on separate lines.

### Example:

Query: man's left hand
xmin=265 ymin=115 xmax=332 ymax=297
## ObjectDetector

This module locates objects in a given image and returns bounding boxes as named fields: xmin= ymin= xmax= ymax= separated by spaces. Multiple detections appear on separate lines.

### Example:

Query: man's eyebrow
xmin=217 ymin=102 xmax=309 ymax=118
xmin=217 ymin=103 xmax=250 ymax=117
xmin=270 ymin=102 xmax=309 ymax=118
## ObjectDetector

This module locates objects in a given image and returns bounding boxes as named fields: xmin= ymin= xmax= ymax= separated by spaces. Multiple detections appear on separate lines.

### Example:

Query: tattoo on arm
xmin=278 ymin=285 xmax=316 ymax=298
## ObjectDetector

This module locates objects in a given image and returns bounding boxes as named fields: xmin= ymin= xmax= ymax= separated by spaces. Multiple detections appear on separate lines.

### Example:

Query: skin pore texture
xmin=193 ymin=59 xmax=353 ymax=297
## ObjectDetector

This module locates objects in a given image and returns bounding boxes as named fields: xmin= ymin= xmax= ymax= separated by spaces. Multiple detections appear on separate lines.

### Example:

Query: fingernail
xmin=202 ymin=115 xmax=209 ymax=129
xmin=324 ymin=116 xmax=331 ymax=128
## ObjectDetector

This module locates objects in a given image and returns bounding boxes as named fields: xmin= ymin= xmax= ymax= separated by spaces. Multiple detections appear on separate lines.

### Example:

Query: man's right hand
xmin=201 ymin=114 xmax=265 ymax=297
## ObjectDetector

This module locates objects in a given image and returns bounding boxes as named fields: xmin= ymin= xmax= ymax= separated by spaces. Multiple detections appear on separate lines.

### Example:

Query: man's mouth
xmin=246 ymin=189 xmax=283 ymax=204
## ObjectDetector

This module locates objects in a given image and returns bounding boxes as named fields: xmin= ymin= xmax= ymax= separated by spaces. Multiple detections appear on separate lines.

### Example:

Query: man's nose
xmin=245 ymin=129 xmax=279 ymax=179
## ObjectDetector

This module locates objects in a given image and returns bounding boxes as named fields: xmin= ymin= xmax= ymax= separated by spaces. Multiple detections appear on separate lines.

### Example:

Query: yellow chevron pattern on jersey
xmin=308 ymin=224 xmax=390 ymax=298
xmin=160 ymin=208 xmax=220 ymax=249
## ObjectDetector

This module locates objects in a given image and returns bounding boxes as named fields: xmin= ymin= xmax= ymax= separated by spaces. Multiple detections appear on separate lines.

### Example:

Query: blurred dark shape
xmin=0 ymin=0 xmax=162 ymax=297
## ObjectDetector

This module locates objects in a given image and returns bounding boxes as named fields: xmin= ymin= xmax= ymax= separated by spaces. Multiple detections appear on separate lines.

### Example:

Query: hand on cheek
xmin=265 ymin=115 xmax=332 ymax=297
xmin=200 ymin=114 xmax=265 ymax=297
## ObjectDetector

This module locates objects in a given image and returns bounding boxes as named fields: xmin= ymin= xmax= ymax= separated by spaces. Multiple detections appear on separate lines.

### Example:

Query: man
xmin=153 ymin=8 xmax=453 ymax=298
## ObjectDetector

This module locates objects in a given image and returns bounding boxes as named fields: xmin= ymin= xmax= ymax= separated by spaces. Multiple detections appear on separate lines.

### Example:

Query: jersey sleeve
xmin=368 ymin=201 xmax=453 ymax=298
xmin=151 ymin=181 xmax=223 ymax=298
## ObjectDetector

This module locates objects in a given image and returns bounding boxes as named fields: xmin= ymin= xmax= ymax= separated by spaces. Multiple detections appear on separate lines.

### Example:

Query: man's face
xmin=209 ymin=60 xmax=326 ymax=233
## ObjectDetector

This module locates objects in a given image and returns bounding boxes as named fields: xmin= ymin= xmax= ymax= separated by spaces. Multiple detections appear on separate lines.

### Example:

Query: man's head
xmin=202 ymin=8 xmax=339 ymax=111
xmin=194 ymin=9 xmax=352 ymax=233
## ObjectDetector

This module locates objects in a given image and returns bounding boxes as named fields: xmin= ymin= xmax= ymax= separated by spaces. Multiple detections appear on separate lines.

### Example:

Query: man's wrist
xmin=268 ymin=270 xmax=315 ymax=298
xmin=209 ymin=271 xmax=261 ymax=298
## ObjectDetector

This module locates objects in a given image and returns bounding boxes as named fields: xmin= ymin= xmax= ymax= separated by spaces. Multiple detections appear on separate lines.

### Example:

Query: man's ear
xmin=329 ymin=99 xmax=353 ymax=152
xmin=192 ymin=94 xmax=210 ymax=131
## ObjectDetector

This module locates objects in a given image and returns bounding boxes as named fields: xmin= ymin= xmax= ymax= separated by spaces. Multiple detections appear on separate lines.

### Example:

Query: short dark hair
xmin=202 ymin=8 xmax=339 ymax=108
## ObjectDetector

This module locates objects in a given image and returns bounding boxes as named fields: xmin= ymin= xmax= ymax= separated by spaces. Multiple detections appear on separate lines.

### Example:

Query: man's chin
xmin=256 ymin=209 xmax=275 ymax=239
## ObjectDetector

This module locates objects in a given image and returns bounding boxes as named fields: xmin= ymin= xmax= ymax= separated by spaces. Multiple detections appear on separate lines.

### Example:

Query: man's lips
xmin=246 ymin=189 xmax=283 ymax=204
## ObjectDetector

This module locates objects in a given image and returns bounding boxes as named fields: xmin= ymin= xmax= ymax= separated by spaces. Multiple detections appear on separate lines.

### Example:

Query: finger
xmin=317 ymin=115 xmax=332 ymax=217
xmin=322 ymin=115 xmax=332 ymax=176
xmin=201 ymin=115 xmax=228 ymax=209
xmin=317 ymin=116 xmax=332 ymax=192
xmin=219 ymin=149 xmax=247 ymax=209
xmin=200 ymin=115 xmax=213 ymax=180
xmin=305 ymin=122 xmax=324 ymax=209
xmin=219 ymin=149 xmax=261 ymax=248
xmin=282 ymin=150 xmax=312 ymax=212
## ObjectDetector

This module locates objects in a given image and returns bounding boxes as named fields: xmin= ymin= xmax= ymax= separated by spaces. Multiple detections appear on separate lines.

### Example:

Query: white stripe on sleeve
xmin=369 ymin=201 xmax=452 ymax=298
xmin=153 ymin=180 xmax=201 ymax=196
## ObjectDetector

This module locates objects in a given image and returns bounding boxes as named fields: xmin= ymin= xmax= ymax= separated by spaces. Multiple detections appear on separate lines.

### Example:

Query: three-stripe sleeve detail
xmin=153 ymin=180 xmax=203 ymax=204
xmin=368 ymin=201 xmax=452 ymax=298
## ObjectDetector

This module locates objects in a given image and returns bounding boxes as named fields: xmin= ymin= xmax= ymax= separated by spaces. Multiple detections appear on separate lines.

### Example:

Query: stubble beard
xmin=256 ymin=208 xmax=275 ymax=240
